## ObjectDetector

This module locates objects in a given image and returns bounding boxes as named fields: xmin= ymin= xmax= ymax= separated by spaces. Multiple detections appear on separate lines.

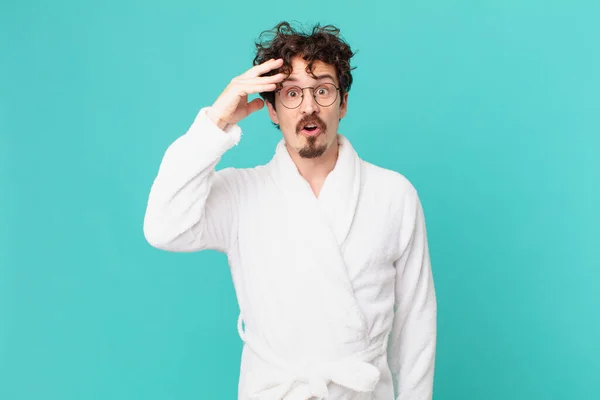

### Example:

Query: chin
xmin=297 ymin=134 xmax=333 ymax=159
xmin=298 ymin=146 xmax=327 ymax=159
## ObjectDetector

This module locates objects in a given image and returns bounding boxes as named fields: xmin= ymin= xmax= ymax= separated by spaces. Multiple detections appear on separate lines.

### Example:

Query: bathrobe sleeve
xmin=387 ymin=188 xmax=437 ymax=400
xmin=143 ymin=107 xmax=242 ymax=253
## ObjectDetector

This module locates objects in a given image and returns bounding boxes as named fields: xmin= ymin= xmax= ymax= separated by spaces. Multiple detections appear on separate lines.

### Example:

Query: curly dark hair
xmin=252 ymin=21 xmax=357 ymax=111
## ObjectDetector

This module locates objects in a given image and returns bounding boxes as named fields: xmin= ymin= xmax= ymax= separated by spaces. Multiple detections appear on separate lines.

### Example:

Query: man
xmin=143 ymin=21 xmax=437 ymax=400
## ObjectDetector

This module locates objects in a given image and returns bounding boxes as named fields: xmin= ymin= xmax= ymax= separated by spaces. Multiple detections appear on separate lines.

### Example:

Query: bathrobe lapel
xmin=268 ymin=135 xmax=368 ymax=344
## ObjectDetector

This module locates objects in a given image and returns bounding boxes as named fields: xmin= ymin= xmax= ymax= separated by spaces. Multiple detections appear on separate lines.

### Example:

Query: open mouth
xmin=300 ymin=123 xmax=321 ymax=136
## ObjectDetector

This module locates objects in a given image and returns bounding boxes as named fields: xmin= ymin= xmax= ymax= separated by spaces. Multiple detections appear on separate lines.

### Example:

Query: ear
xmin=266 ymin=100 xmax=279 ymax=125
xmin=339 ymin=92 xmax=349 ymax=119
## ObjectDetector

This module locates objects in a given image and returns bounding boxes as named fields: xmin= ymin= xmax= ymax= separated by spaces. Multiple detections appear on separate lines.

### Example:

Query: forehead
xmin=285 ymin=56 xmax=338 ymax=84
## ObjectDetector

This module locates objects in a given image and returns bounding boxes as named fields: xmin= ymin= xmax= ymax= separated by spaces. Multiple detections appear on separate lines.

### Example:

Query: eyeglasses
xmin=275 ymin=83 xmax=341 ymax=109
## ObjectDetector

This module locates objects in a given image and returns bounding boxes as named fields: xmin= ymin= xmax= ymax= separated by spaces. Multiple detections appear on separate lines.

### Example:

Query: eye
xmin=316 ymin=86 xmax=330 ymax=96
xmin=284 ymin=88 xmax=300 ymax=98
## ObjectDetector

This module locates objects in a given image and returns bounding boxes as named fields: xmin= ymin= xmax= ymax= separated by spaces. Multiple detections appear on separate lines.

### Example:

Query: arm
xmin=388 ymin=188 xmax=437 ymax=400
xmin=143 ymin=107 xmax=242 ymax=253
xmin=143 ymin=58 xmax=286 ymax=253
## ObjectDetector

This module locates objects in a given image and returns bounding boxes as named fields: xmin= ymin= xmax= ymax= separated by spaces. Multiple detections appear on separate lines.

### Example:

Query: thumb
xmin=247 ymin=98 xmax=265 ymax=115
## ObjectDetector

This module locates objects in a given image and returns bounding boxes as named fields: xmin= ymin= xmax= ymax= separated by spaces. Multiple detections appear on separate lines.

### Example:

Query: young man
xmin=143 ymin=22 xmax=437 ymax=400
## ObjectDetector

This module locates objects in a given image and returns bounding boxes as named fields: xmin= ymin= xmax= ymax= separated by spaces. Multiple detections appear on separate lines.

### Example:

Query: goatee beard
xmin=298 ymin=136 xmax=327 ymax=158
xmin=296 ymin=115 xmax=327 ymax=159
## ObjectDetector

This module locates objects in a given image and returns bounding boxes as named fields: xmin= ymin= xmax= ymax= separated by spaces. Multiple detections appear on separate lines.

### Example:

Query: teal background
xmin=1 ymin=0 xmax=599 ymax=399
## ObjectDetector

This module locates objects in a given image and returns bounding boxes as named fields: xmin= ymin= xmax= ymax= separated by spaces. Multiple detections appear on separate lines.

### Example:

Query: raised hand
xmin=208 ymin=58 xmax=286 ymax=129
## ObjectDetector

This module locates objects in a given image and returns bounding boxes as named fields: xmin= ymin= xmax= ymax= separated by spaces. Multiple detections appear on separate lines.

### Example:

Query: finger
xmin=242 ymin=58 xmax=284 ymax=78
xmin=239 ymin=83 xmax=277 ymax=96
xmin=244 ymin=73 xmax=286 ymax=85
xmin=247 ymin=98 xmax=264 ymax=114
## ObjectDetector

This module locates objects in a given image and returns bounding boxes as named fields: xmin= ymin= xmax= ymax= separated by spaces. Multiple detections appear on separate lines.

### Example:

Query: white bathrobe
xmin=143 ymin=107 xmax=437 ymax=400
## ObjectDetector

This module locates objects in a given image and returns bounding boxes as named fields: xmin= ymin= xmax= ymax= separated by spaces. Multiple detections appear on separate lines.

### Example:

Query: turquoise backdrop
xmin=2 ymin=1 xmax=599 ymax=399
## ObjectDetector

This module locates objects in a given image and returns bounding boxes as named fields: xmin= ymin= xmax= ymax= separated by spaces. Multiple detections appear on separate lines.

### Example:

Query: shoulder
xmin=361 ymin=160 xmax=420 ymax=201
xmin=214 ymin=164 xmax=272 ymax=192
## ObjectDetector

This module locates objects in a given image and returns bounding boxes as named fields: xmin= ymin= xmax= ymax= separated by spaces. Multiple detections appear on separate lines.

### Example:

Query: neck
xmin=286 ymin=136 xmax=340 ymax=195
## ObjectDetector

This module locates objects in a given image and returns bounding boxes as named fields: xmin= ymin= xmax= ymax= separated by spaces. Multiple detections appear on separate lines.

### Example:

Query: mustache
xmin=296 ymin=115 xmax=326 ymax=133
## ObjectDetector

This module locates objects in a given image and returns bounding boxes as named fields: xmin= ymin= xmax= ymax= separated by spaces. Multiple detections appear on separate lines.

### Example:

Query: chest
xmin=235 ymin=185 xmax=402 ymax=281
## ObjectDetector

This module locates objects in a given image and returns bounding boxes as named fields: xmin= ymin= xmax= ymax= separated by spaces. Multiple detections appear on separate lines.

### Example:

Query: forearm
xmin=392 ymin=281 xmax=437 ymax=400
xmin=143 ymin=107 xmax=241 ymax=252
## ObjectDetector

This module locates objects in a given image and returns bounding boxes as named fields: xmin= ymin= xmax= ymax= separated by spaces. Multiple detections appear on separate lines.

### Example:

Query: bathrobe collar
xmin=268 ymin=134 xmax=362 ymax=249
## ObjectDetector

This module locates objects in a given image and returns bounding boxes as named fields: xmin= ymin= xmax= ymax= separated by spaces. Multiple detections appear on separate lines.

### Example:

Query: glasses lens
xmin=280 ymin=86 xmax=303 ymax=108
xmin=314 ymin=83 xmax=337 ymax=106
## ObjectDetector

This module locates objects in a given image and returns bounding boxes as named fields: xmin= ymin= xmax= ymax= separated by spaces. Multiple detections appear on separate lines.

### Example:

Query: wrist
xmin=207 ymin=108 xmax=230 ymax=131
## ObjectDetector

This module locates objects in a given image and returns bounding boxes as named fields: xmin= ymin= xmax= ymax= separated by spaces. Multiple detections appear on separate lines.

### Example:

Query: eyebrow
xmin=284 ymin=74 xmax=337 ymax=84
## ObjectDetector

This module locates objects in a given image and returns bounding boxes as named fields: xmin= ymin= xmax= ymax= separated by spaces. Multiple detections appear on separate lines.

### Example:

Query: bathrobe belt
xmin=238 ymin=315 xmax=382 ymax=400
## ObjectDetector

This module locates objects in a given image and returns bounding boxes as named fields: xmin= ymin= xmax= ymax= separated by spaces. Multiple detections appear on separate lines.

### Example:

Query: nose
xmin=300 ymin=88 xmax=319 ymax=115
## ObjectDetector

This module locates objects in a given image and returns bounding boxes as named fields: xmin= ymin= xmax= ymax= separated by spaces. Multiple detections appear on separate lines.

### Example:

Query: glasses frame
xmin=275 ymin=83 xmax=341 ymax=109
